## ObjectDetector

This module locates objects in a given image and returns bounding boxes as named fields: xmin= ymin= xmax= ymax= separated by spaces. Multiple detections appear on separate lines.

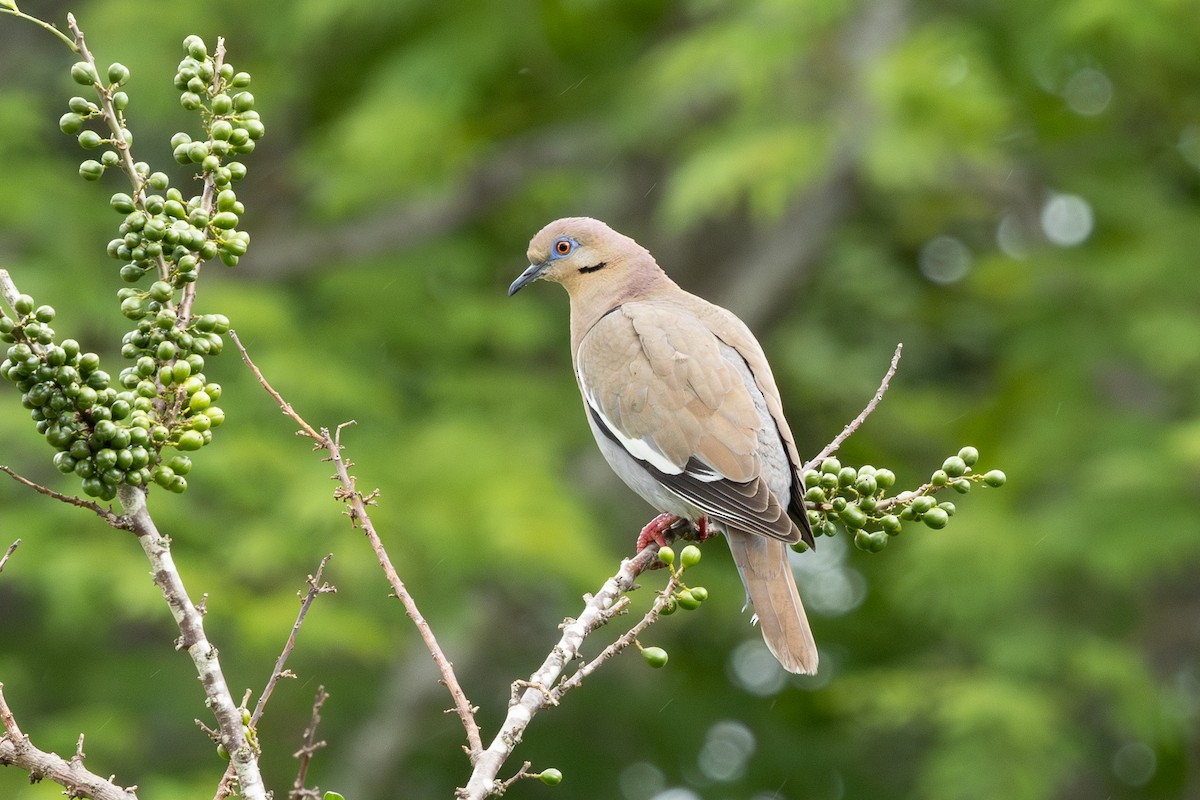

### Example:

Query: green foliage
xmin=1 ymin=1 xmax=1198 ymax=799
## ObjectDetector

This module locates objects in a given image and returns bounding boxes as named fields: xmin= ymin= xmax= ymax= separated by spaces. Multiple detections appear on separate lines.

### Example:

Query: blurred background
xmin=1 ymin=0 xmax=1198 ymax=797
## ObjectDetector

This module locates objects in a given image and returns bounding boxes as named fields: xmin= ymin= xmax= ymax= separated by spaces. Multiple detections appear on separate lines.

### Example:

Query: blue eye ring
xmin=554 ymin=238 xmax=574 ymax=256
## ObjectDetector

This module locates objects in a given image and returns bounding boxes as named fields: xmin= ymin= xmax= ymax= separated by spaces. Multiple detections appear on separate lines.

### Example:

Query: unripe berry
xmin=982 ymin=469 xmax=1007 ymax=488
xmin=641 ymin=646 xmax=668 ymax=669
xmin=70 ymin=61 xmax=98 ymax=86
xmin=679 ymin=544 xmax=702 ymax=569
xmin=657 ymin=546 xmax=675 ymax=567
xmin=538 ymin=768 xmax=563 ymax=786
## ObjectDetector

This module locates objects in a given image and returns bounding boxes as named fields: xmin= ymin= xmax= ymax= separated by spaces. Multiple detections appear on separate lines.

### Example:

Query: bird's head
xmin=508 ymin=217 xmax=654 ymax=297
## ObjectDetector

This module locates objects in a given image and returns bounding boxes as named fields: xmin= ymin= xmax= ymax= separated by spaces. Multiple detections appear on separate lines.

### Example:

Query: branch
xmin=803 ymin=342 xmax=903 ymax=471
xmin=458 ymin=545 xmax=661 ymax=800
xmin=0 ymin=7 xmax=77 ymax=50
xmin=116 ymin=486 xmax=267 ymax=800
xmin=230 ymin=330 xmax=484 ymax=757
xmin=289 ymin=687 xmax=330 ymax=800
xmin=0 ymin=683 xmax=138 ymax=800
xmin=0 ymin=539 xmax=19 ymax=576
xmin=0 ymin=465 xmax=132 ymax=529
xmin=212 ymin=556 xmax=336 ymax=800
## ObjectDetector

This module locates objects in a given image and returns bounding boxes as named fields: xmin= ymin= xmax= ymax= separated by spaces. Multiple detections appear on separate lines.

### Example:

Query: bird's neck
xmin=566 ymin=265 xmax=678 ymax=350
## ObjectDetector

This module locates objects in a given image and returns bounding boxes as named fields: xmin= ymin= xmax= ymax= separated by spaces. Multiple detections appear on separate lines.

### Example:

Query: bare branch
xmin=289 ymin=687 xmax=329 ymax=800
xmin=253 ymin=554 xmax=335 ymax=726
xmin=117 ymin=486 xmax=267 ymax=800
xmin=0 ymin=683 xmax=138 ymax=800
xmin=459 ymin=545 xmax=661 ymax=799
xmin=0 ymin=539 xmax=19 ymax=576
xmin=0 ymin=466 xmax=132 ymax=529
xmin=804 ymin=342 xmax=903 ymax=471
xmin=230 ymin=331 xmax=484 ymax=757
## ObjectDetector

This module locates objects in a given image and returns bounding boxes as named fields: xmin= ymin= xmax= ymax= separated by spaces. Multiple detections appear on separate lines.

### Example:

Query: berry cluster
xmin=802 ymin=447 xmax=1006 ymax=553
xmin=0 ymin=34 xmax=261 ymax=501
xmin=638 ymin=544 xmax=708 ymax=669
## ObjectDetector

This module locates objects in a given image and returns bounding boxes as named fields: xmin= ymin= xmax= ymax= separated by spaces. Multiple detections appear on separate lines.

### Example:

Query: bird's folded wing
xmin=577 ymin=302 xmax=799 ymax=543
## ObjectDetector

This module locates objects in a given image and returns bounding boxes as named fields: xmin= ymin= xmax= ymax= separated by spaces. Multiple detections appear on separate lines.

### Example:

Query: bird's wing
xmin=576 ymin=301 xmax=800 ymax=543
xmin=682 ymin=297 xmax=812 ymax=543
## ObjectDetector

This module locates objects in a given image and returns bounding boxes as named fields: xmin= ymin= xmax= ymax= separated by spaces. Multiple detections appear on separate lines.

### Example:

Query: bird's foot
xmin=636 ymin=512 xmax=680 ymax=552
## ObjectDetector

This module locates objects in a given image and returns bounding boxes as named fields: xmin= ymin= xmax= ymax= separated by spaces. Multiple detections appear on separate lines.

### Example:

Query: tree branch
xmin=0 ymin=539 xmax=19 ymax=576
xmin=116 ymin=485 xmax=267 ymax=800
xmin=803 ymin=342 xmax=903 ymax=472
xmin=0 ymin=683 xmax=138 ymax=800
xmin=289 ymin=687 xmax=330 ymax=800
xmin=230 ymin=330 xmax=484 ymax=757
xmin=458 ymin=545 xmax=660 ymax=799
xmin=0 ymin=465 xmax=132 ymax=529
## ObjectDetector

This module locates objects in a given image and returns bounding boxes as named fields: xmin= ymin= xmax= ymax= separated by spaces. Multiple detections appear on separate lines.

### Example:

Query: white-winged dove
xmin=509 ymin=217 xmax=818 ymax=675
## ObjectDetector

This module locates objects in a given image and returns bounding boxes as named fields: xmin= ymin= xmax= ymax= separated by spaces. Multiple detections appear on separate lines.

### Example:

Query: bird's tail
xmin=725 ymin=531 xmax=818 ymax=675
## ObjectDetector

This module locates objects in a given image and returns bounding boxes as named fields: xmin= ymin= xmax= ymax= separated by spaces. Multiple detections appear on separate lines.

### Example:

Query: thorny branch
xmin=289 ymin=687 xmax=330 ymax=800
xmin=212 ymin=556 xmax=337 ymax=800
xmin=230 ymin=330 xmax=485 ymax=757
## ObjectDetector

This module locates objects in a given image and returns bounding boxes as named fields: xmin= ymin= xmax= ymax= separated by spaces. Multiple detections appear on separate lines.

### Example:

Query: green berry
xmin=13 ymin=294 xmax=34 ymax=315
xmin=538 ymin=768 xmax=563 ymax=786
xmin=958 ymin=446 xmax=979 ymax=466
xmin=930 ymin=469 xmax=948 ymax=487
xmin=110 ymin=193 xmax=135 ymax=213
xmin=107 ymin=62 xmax=130 ymax=85
xmin=854 ymin=474 xmax=878 ymax=496
xmin=183 ymin=35 xmax=207 ymax=60
xmin=688 ymin=586 xmax=708 ymax=602
xmin=874 ymin=468 xmax=896 ymax=488
xmin=853 ymin=529 xmax=872 ymax=551
xmin=233 ymin=91 xmax=255 ymax=112
xmin=211 ymin=211 xmax=239 ymax=230
xmin=176 ymin=430 xmax=204 ymax=451
xmin=59 ymin=113 xmax=84 ymax=134
xmin=79 ymin=160 xmax=105 ymax=180
xmin=70 ymin=61 xmax=98 ymax=86
xmin=640 ymin=646 xmax=668 ymax=669
xmin=938 ymin=501 xmax=956 ymax=517
xmin=911 ymin=495 xmax=936 ymax=515
xmin=881 ymin=514 xmax=902 ymax=535
xmin=922 ymin=507 xmax=950 ymax=529
xmin=212 ymin=93 xmax=233 ymax=115
xmin=837 ymin=466 xmax=857 ymax=487
xmin=839 ymin=504 xmax=867 ymax=530
xmin=675 ymin=589 xmax=702 ymax=610
xmin=112 ymin=91 xmax=129 ymax=111
xmin=982 ymin=469 xmax=1007 ymax=488
xmin=101 ymin=149 xmax=120 ymax=167
xmin=68 ymin=96 xmax=93 ymax=113
xmin=951 ymin=478 xmax=972 ymax=494
xmin=78 ymin=130 xmax=103 ymax=149
xmin=680 ymin=544 xmax=702 ymax=569
xmin=657 ymin=546 xmax=675 ymax=567
xmin=942 ymin=456 xmax=968 ymax=478
xmin=819 ymin=457 xmax=841 ymax=475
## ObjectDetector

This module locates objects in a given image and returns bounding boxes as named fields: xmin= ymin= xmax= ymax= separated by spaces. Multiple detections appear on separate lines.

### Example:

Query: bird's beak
xmin=507 ymin=262 xmax=547 ymax=296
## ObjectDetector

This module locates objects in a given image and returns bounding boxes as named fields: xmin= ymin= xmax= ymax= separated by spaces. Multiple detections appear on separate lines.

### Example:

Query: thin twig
xmin=289 ymin=687 xmax=329 ymax=800
xmin=212 ymin=556 xmax=336 ymax=800
xmin=253 ymin=554 xmax=335 ymax=725
xmin=230 ymin=330 xmax=484 ymax=757
xmin=0 ymin=7 xmax=77 ymax=49
xmin=459 ymin=545 xmax=661 ymax=799
xmin=0 ymin=539 xmax=19 ymax=576
xmin=803 ymin=342 xmax=903 ymax=471
xmin=0 ymin=466 xmax=132 ymax=529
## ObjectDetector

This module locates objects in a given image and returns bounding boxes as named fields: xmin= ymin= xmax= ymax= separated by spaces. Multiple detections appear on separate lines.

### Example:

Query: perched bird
xmin=508 ymin=217 xmax=818 ymax=675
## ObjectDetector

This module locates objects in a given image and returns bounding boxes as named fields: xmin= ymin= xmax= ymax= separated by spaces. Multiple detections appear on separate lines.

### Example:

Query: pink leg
xmin=636 ymin=512 xmax=680 ymax=551
xmin=696 ymin=516 xmax=712 ymax=541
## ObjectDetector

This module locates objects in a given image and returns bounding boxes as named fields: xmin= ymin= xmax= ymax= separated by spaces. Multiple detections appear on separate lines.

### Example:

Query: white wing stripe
xmin=586 ymin=398 xmax=683 ymax=475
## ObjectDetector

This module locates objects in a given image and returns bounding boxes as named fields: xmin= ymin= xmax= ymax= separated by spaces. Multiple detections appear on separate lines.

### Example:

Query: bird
xmin=508 ymin=217 xmax=818 ymax=675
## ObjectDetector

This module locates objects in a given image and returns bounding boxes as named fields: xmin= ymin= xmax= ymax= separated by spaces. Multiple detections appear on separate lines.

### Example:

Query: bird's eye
xmin=554 ymin=239 xmax=573 ymax=256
